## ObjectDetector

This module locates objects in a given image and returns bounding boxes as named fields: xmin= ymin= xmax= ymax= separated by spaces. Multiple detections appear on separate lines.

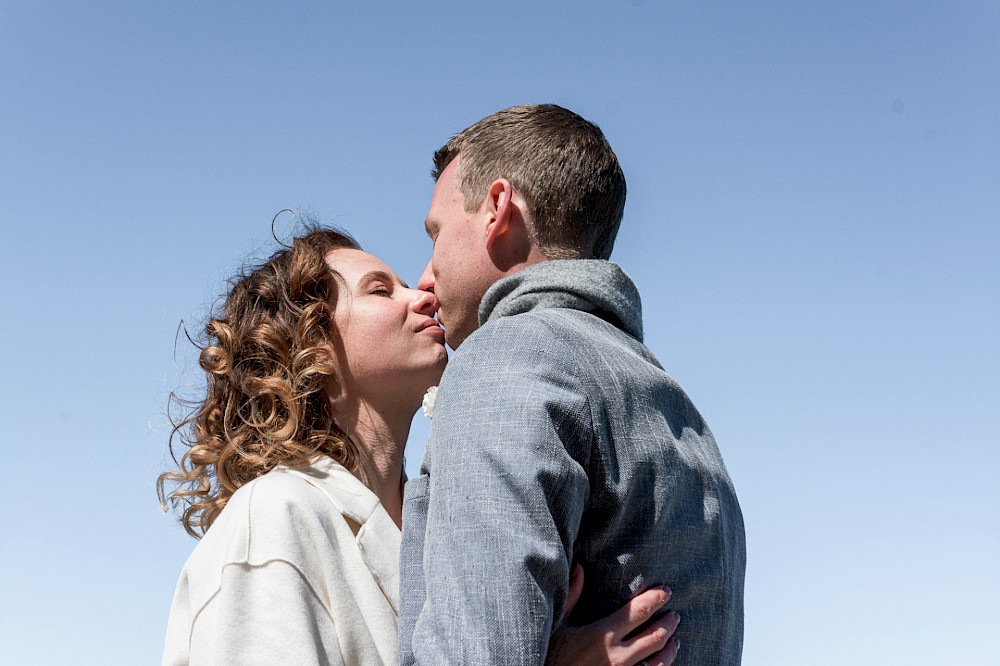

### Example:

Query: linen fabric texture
xmin=162 ymin=456 xmax=401 ymax=666
xmin=399 ymin=259 xmax=746 ymax=665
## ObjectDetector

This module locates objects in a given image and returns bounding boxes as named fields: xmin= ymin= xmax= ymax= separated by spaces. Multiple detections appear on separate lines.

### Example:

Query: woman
xmin=159 ymin=227 xmax=680 ymax=665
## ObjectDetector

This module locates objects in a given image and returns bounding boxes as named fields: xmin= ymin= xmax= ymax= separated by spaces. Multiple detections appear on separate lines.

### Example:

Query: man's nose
xmin=417 ymin=260 xmax=435 ymax=293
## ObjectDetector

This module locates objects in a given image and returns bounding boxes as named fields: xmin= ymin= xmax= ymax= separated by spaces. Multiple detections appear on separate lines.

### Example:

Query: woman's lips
xmin=417 ymin=319 xmax=445 ymax=339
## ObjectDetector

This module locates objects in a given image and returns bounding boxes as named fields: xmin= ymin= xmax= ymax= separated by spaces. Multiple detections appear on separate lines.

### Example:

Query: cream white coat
xmin=162 ymin=456 xmax=401 ymax=666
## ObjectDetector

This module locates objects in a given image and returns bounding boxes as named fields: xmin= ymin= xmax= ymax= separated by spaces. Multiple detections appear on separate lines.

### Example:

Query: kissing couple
xmin=160 ymin=104 xmax=746 ymax=665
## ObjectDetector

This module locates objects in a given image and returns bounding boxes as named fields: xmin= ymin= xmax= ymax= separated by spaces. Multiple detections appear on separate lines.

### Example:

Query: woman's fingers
xmin=561 ymin=563 xmax=585 ymax=624
xmin=604 ymin=586 xmax=672 ymax=639
xmin=545 ymin=593 xmax=681 ymax=666
xmin=621 ymin=610 xmax=681 ymax=665
xmin=657 ymin=635 xmax=682 ymax=666
xmin=637 ymin=635 xmax=681 ymax=666
xmin=546 ymin=572 xmax=682 ymax=666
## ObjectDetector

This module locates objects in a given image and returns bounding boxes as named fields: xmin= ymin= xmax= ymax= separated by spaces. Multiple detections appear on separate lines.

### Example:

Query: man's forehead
xmin=435 ymin=158 xmax=463 ymax=195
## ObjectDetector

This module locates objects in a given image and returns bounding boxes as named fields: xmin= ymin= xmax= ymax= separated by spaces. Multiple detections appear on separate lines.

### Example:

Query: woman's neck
xmin=333 ymin=394 xmax=417 ymax=529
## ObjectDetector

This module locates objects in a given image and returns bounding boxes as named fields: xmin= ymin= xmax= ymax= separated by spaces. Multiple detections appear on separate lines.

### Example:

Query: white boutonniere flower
xmin=421 ymin=386 xmax=438 ymax=419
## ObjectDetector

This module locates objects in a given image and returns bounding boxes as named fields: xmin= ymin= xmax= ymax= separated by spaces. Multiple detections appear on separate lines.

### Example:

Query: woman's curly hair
xmin=158 ymin=226 xmax=360 ymax=537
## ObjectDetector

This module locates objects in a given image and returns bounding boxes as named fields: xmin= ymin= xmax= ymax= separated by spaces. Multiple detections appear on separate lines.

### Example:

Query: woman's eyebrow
xmin=359 ymin=270 xmax=408 ymax=289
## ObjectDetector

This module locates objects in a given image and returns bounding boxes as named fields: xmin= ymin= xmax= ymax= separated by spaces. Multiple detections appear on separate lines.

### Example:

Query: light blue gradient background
xmin=1 ymin=2 xmax=997 ymax=664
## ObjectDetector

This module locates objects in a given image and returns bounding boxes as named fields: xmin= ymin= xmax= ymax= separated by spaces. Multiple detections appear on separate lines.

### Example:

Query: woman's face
xmin=327 ymin=248 xmax=447 ymax=399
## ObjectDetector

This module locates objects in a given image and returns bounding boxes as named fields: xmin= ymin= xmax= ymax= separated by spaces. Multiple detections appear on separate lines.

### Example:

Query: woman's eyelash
xmin=371 ymin=285 xmax=392 ymax=296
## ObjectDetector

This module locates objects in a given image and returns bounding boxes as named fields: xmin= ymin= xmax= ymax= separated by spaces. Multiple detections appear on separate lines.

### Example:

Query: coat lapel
xmin=298 ymin=456 xmax=402 ymax=616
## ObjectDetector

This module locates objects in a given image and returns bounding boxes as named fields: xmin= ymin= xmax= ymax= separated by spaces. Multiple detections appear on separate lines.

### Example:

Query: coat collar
xmin=479 ymin=259 xmax=644 ymax=341
xmin=289 ymin=455 xmax=402 ymax=615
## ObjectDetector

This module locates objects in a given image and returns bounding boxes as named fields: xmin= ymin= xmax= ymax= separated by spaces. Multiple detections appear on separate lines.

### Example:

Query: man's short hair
xmin=432 ymin=104 xmax=626 ymax=260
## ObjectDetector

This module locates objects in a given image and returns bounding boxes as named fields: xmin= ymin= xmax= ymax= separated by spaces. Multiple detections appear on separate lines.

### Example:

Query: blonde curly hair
xmin=159 ymin=227 xmax=360 ymax=537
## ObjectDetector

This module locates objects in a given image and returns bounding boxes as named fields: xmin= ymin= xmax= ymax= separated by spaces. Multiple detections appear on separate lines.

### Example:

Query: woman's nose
xmin=410 ymin=288 xmax=439 ymax=316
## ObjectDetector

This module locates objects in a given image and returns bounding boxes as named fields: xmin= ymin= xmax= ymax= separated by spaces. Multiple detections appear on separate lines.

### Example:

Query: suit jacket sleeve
xmin=408 ymin=315 xmax=593 ymax=665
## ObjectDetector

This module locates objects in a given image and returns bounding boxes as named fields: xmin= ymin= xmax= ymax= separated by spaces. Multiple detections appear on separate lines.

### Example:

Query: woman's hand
xmin=546 ymin=564 xmax=681 ymax=666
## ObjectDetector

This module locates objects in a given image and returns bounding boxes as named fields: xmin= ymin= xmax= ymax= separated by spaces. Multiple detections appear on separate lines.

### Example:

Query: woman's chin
xmin=424 ymin=361 xmax=446 ymax=388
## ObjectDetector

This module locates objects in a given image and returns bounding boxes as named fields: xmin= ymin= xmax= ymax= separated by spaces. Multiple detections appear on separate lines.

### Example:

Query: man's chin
xmin=441 ymin=314 xmax=478 ymax=350
xmin=444 ymin=328 xmax=465 ymax=351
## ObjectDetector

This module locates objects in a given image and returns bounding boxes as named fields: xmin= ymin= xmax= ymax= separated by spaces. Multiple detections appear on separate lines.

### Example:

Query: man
xmin=399 ymin=104 xmax=745 ymax=665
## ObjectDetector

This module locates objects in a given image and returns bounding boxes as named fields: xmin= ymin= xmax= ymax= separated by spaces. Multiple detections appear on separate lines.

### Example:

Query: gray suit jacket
xmin=400 ymin=260 xmax=745 ymax=665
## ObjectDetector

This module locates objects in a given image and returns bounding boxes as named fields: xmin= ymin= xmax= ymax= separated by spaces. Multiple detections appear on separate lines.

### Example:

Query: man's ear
xmin=484 ymin=178 xmax=514 ymax=252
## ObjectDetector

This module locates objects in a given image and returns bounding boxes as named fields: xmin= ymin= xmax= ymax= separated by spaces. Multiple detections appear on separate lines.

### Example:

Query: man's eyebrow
xmin=424 ymin=218 xmax=433 ymax=237
xmin=359 ymin=270 xmax=407 ymax=289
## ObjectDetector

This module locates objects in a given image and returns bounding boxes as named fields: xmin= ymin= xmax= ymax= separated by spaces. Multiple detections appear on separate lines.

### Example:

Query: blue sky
xmin=1 ymin=2 xmax=997 ymax=664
